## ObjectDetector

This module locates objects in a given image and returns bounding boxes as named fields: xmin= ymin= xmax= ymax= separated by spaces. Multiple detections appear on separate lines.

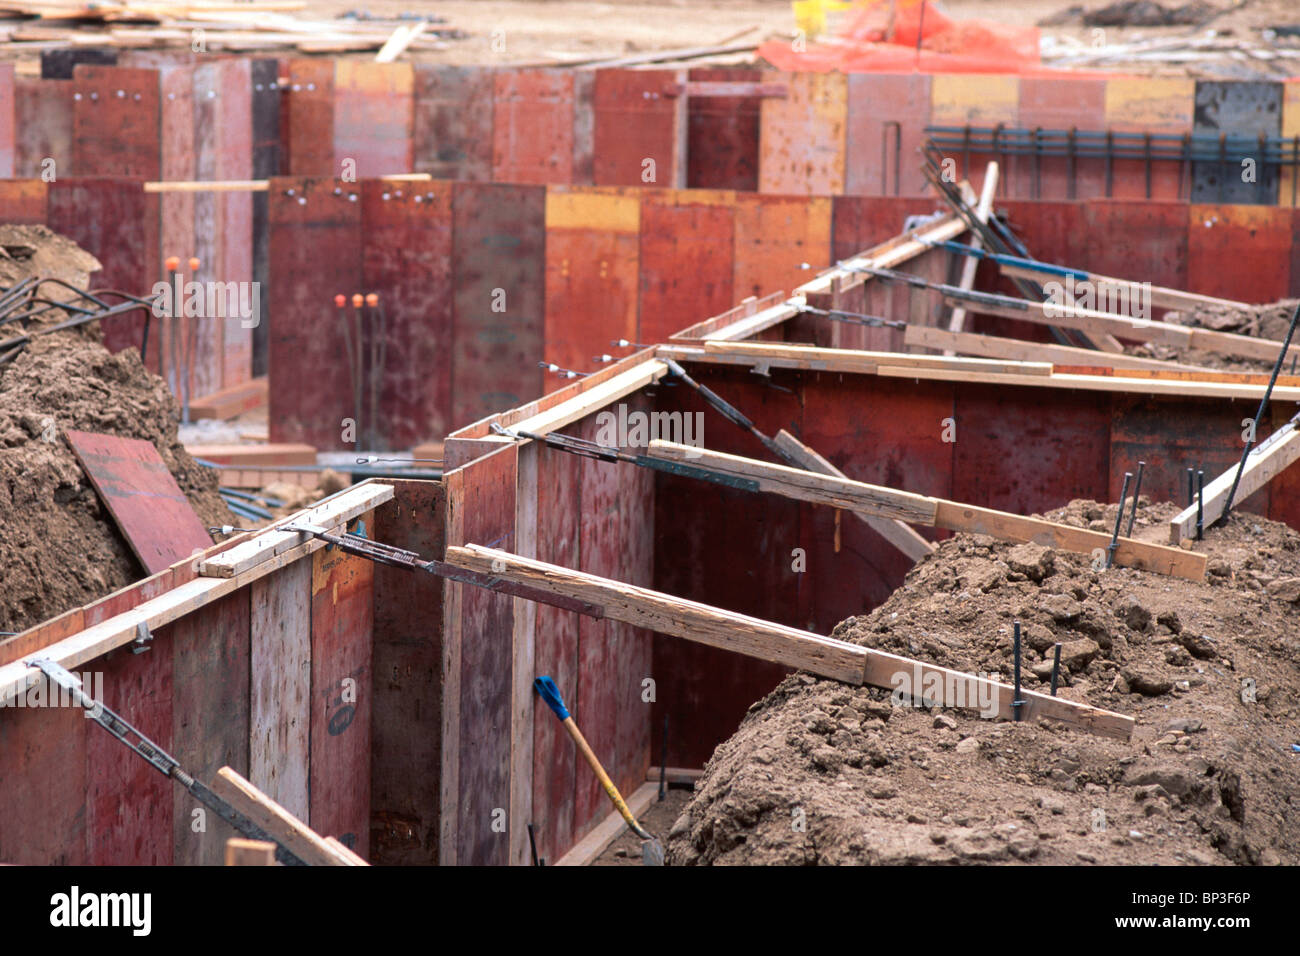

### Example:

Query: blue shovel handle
xmin=534 ymin=676 xmax=570 ymax=721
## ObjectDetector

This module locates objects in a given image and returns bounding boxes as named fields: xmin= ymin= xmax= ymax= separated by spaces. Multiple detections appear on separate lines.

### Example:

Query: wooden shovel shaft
xmin=561 ymin=716 xmax=650 ymax=839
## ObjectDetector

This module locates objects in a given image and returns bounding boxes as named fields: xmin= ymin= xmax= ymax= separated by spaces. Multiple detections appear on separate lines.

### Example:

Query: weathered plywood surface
xmin=310 ymin=515 xmax=375 ymax=858
xmin=846 ymin=73 xmax=932 ymax=197
xmin=371 ymin=479 xmax=445 ymax=865
xmin=171 ymin=589 xmax=250 ymax=866
xmin=637 ymin=193 xmax=735 ymax=344
xmin=413 ymin=65 xmax=495 ymax=182
xmin=732 ymin=193 xmax=832 ymax=302
xmin=758 ymin=70 xmax=846 ymax=195
xmin=492 ymin=70 xmax=574 ymax=184
xmin=249 ymin=558 xmax=312 ymax=824
xmin=1187 ymin=204 xmax=1291 ymax=302
xmin=65 ymin=430 xmax=212 ymax=576
xmin=15 ymin=76 xmax=72 ymax=180
xmin=686 ymin=66 xmax=761 ymax=192
xmin=0 ymin=704 xmax=87 ymax=864
xmin=285 ymin=59 xmax=335 ymax=177
xmin=452 ymin=182 xmax=546 ymax=429
xmin=334 ymin=61 xmax=414 ymax=177
xmin=592 ymin=69 xmax=680 ymax=188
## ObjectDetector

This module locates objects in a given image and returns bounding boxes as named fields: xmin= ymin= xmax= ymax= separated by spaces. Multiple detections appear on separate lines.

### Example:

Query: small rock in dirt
xmin=804 ymin=710 xmax=836 ymax=734
xmin=1121 ymin=667 xmax=1173 ymax=696
xmin=1207 ymin=558 xmax=1232 ymax=578
xmin=1059 ymin=638 xmax=1100 ymax=670
xmin=669 ymin=813 xmax=691 ymax=839
xmin=1039 ymin=593 xmax=1081 ymax=622
xmin=1265 ymin=577 xmax=1300 ymax=603
xmin=1156 ymin=609 xmax=1182 ymax=633
xmin=1037 ymin=794 xmax=1067 ymax=815
xmin=933 ymin=713 xmax=958 ymax=731
xmin=811 ymin=747 xmax=843 ymax=772
xmin=1024 ymin=622 xmax=1057 ymax=652
xmin=1006 ymin=544 xmax=1055 ymax=582
xmin=955 ymin=737 xmax=980 ymax=754
xmin=1175 ymin=632 xmax=1218 ymax=660
xmin=1164 ymin=717 xmax=1204 ymax=734
xmin=1112 ymin=593 xmax=1152 ymax=631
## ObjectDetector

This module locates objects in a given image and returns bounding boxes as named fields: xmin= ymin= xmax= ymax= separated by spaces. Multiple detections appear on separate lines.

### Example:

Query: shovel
xmin=534 ymin=676 xmax=664 ymax=866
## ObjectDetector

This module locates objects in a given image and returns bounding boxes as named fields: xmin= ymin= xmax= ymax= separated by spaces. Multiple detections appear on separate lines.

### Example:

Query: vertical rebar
xmin=1106 ymin=472 xmax=1132 ymax=569
xmin=1196 ymin=470 xmax=1204 ymax=541
xmin=658 ymin=713 xmax=668 ymax=802
xmin=1125 ymin=460 xmax=1145 ymax=537
xmin=1050 ymin=643 xmax=1062 ymax=697
xmin=1187 ymin=466 xmax=1195 ymax=506
xmin=1013 ymin=621 xmax=1024 ymax=722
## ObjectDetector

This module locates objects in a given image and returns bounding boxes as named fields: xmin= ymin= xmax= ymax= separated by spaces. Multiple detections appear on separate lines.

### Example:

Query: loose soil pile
xmin=1131 ymin=298 xmax=1300 ymax=372
xmin=668 ymin=499 xmax=1300 ymax=865
xmin=0 ymin=226 xmax=229 ymax=633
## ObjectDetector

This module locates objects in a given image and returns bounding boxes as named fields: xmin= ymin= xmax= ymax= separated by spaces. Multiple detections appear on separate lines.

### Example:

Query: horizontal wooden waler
xmin=645 ymin=441 xmax=1207 ymax=581
xmin=446 ymin=545 xmax=1135 ymax=740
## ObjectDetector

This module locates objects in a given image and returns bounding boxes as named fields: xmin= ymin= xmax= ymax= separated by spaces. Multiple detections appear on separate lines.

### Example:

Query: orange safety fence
xmin=761 ymin=0 xmax=1042 ymax=74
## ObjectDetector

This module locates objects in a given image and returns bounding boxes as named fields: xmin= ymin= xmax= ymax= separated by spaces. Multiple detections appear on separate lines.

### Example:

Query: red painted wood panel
xmin=15 ymin=76 xmax=72 ymax=179
xmin=492 ymin=70 xmax=574 ymax=185
xmin=0 ymin=704 xmax=87 ymax=864
xmin=170 ymin=590 xmax=250 ymax=866
xmin=71 ymin=66 xmax=160 ymax=178
xmin=686 ymin=67 xmax=760 ymax=192
xmin=637 ymin=194 xmax=734 ymax=344
xmin=951 ymin=383 xmax=1112 ymax=515
xmin=310 ymin=515 xmax=375 ymax=858
xmin=413 ymin=65 xmax=495 ymax=182
xmin=1015 ymin=76 xmax=1108 ymax=200
xmin=531 ymin=432 xmax=583 ymax=862
xmin=1082 ymin=200 xmax=1189 ymax=295
xmin=0 ymin=179 xmax=46 ymax=223
xmin=450 ymin=445 xmax=516 ymax=865
xmin=733 ymin=193 xmax=832 ymax=302
xmin=371 ymin=480 xmax=445 ymax=865
xmin=846 ymin=73 xmax=932 ymax=197
xmin=1187 ymin=204 xmax=1292 ymax=303
xmin=65 ymin=430 xmax=212 ymax=575
xmin=363 ymin=179 xmax=454 ymax=447
xmin=592 ymin=69 xmax=679 ymax=188
xmin=267 ymin=176 xmax=363 ymax=447
xmin=451 ymin=182 xmax=546 ymax=429
xmin=285 ymin=59 xmax=335 ymax=177
xmin=543 ymin=189 xmax=640 ymax=384
xmin=48 ymin=178 xmax=154 ymax=358
xmin=334 ymin=62 xmax=414 ymax=177
xmin=86 ymin=639 xmax=173 ymax=864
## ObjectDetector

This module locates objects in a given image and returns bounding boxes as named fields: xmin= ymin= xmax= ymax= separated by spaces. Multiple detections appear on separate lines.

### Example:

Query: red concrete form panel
xmin=334 ymin=61 xmax=414 ymax=177
xmin=1082 ymin=200 xmax=1189 ymax=295
xmin=686 ymin=67 xmax=761 ymax=192
xmin=543 ymin=187 xmax=640 ymax=385
xmin=86 ymin=637 xmax=174 ymax=864
xmin=448 ymin=444 xmax=517 ymax=866
xmin=413 ymin=65 xmax=495 ymax=182
xmin=0 ymin=62 xmax=14 ymax=177
xmin=492 ymin=70 xmax=574 ymax=185
xmin=733 ymin=192 xmax=833 ymax=302
xmin=65 ymin=430 xmax=212 ymax=575
xmin=285 ymin=59 xmax=335 ymax=177
xmin=1014 ymin=76 xmax=1108 ymax=200
xmin=310 ymin=516 xmax=375 ymax=859
xmin=48 ymin=178 xmax=154 ymax=356
xmin=759 ymin=70 xmax=846 ymax=195
xmin=950 ymin=383 xmax=1112 ymax=516
xmin=592 ymin=69 xmax=681 ymax=188
xmin=1187 ymin=204 xmax=1292 ymax=303
xmin=15 ymin=77 xmax=72 ymax=179
xmin=831 ymin=195 xmax=949 ymax=261
xmin=846 ymin=73 xmax=933 ymax=198
xmin=0 ymin=704 xmax=87 ymax=863
xmin=452 ymin=182 xmax=546 ymax=429
xmin=977 ymin=200 xmax=1085 ymax=341
xmin=650 ymin=363 xmax=804 ymax=769
xmin=637 ymin=192 xmax=735 ymax=344
xmin=266 ymin=177 xmax=363 ymax=448
xmin=362 ymin=179 xmax=454 ymax=447
xmin=70 ymin=66 xmax=160 ymax=178
xmin=170 ymin=590 xmax=250 ymax=866
xmin=0 ymin=179 xmax=46 ymax=223
xmin=531 ymin=438 xmax=583 ymax=862
xmin=1266 ymin=404 xmax=1300 ymax=529
xmin=371 ymin=480 xmax=445 ymax=865
xmin=1109 ymin=396 xmax=1267 ymax=515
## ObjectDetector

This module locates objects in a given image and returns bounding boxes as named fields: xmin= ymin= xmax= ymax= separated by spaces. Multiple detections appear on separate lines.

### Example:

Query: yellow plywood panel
xmin=1104 ymin=77 xmax=1194 ymax=131
xmin=1280 ymin=81 xmax=1300 ymax=206
xmin=759 ymin=71 xmax=847 ymax=195
xmin=545 ymin=186 xmax=641 ymax=233
xmin=335 ymin=60 xmax=414 ymax=96
xmin=930 ymin=74 xmax=1019 ymax=127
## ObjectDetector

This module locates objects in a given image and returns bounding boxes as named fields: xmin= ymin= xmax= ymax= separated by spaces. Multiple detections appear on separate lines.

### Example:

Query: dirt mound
xmin=1130 ymin=299 xmax=1300 ymax=372
xmin=0 ymin=227 xmax=230 ymax=633
xmin=667 ymin=499 xmax=1300 ymax=866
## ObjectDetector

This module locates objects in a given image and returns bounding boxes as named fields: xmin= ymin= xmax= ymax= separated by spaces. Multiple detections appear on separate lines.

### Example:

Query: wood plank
xmin=65 ymin=429 xmax=212 ymax=575
xmin=999 ymin=260 xmax=1251 ymax=313
xmin=199 ymin=483 xmax=393 ymax=577
xmin=248 ymin=558 xmax=311 ymax=822
xmin=447 ymin=545 xmax=871 ymax=683
xmin=646 ymin=766 xmax=704 ymax=784
xmin=797 ymin=213 xmax=967 ymax=297
xmin=553 ymin=781 xmax=658 ymax=866
xmin=189 ymin=376 xmax=268 ymax=420
xmin=186 ymin=441 xmax=315 ymax=466
xmin=438 ymin=467 xmax=465 ymax=865
xmin=947 ymin=162 xmax=999 ymax=339
xmin=646 ymin=440 xmax=1206 ymax=581
xmin=773 ymin=429 xmax=935 ymax=563
xmin=510 ymin=442 xmax=539 ymax=866
xmin=448 ymin=545 xmax=1135 ymax=739
xmin=698 ymin=340 xmax=1053 ymax=378
xmin=225 ymin=838 xmax=275 ymax=866
xmin=209 ymin=766 xmax=363 ymax=866
xmin=904 ymin=324 xmax=1215 ymax=373
xmin=1168 ymin=424 xmax=1300 ymax=542
xmin=508 ymin=359 xmax=669 ymax=438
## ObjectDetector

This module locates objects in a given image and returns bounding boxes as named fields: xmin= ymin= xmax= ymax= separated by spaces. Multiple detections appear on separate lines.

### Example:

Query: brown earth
xmin=1127 ymin=298 xmax=1300 ymax=373
xmin=667 ymin=498 xmax=1300 ymax=865
xmin=0 ymin=226 xmax=230 ymax=633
